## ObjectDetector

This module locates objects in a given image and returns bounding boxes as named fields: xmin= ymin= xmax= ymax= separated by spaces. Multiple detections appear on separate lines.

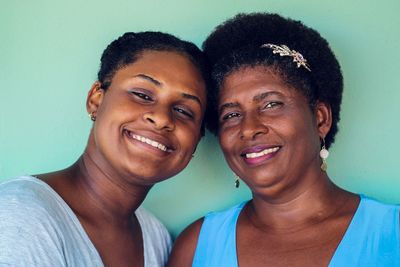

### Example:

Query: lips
xmin=240 ymin=145 xmax=281 ymax=165
xmin=123 ymin=129 xmax=174 ymax=153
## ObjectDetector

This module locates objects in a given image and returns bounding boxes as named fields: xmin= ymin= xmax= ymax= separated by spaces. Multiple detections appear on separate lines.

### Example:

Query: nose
xmin=240 ymin=112 xmax=267 ymax=140
xmin=143 ymin=107 xmax=175 ymax=132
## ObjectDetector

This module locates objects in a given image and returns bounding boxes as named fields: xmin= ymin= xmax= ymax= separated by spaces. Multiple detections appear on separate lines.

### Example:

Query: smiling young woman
xmin=87 ymin=50 xmax=206 ymax=184
xmin=0 ymin=32 xmax=208 ymax=267
xmin=168 ymin=13 xmax=400 ymax=267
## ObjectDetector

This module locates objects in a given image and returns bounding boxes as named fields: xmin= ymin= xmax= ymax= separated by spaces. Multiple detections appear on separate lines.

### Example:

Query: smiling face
xmin=86 ymin=50 xmax=206 ymax=184
xmin=218 ymin=66 xmax=331 ymax=198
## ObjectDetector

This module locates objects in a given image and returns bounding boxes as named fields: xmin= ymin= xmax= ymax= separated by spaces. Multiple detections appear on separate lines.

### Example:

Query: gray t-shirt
xmin=0 ymin=176 xmax=172 ymax=266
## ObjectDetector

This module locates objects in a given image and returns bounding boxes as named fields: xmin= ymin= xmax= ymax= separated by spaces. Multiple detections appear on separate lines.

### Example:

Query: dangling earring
xmin=88 ymin=112 xmax=96 ymax=121
xmin=234 ymin=173 xmax=240 ymax=188
xmin=320 ymin=138 xmax=329 ymax=171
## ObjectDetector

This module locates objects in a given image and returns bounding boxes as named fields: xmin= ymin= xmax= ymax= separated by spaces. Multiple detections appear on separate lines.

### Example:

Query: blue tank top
xmin=193 ymin=195 xmax=400 ymax=267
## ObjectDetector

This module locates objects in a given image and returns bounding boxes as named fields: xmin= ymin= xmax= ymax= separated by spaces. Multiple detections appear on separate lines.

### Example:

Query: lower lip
xmin=123 ymin=130 xmax=170 ymax=157
xmin=242 ymin=149 xmax=280 ymax=165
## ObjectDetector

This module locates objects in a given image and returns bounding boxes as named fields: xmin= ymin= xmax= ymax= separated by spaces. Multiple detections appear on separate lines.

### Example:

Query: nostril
xmin=146 ymin=117 xmax=155 ymax=123
xmin=254 ymin=131 xmax=264 ymax=138
xmin=143 ymin=112 xmax=175 ymax=131
xmin=240 ymin=129 xmax=267 ymax=140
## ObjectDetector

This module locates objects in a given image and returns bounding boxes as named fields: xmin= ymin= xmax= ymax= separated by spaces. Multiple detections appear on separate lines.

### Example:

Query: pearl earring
xmin=320 ymin=138 xmax=329 ymax=171
xmin=88 ymin=112 xmax=96 ymax=121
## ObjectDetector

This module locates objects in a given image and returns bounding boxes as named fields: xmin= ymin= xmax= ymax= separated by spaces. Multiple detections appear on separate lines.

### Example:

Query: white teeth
xmin=245 ymin=147 xmax=280 ymax=159
xmin=130 ymin=133 xmax=168 ymax=152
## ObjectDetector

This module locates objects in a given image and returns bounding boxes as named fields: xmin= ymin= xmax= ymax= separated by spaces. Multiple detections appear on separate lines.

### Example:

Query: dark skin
xmin=37 ymin=50 xmax=207 ymax=267
xmin=40 ymin=160 xmax=147 ymax=267
xmin=168 ymin=66 xmax=359 ymax=267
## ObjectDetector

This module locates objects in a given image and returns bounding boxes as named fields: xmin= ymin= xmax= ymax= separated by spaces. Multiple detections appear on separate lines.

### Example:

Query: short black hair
xmin=98 ymin=31 xmax=210 ymax=136
xmin=203 ymin=13 xmax=343 ymax=148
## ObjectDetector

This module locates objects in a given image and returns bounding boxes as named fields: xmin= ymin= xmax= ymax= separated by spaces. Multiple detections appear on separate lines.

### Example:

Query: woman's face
xmin=218 ymin=66 xmax=329 ymax=197
xmin=87 ymin=50 xmax=206 ymax=184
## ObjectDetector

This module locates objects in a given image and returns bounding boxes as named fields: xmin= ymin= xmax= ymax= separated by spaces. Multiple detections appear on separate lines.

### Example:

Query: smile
xmin=131 ymin=134 xmax=168 ymax=151
xmin=245 ymin=147 xmax=280 ymax=158
xmin=124 ymin=130 xmax=171 ymax=152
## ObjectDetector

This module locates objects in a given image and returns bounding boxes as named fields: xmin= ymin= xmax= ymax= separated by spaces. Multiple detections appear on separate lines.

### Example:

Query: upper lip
xmin=240 ymin=144 xmax=281 ymax=157
xmin=123 ymin=129 xmax=176 ymax=151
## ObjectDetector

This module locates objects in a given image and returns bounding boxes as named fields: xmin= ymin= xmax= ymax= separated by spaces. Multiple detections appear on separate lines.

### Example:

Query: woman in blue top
xmin=168 ymin=13 xmax=400 ymax=266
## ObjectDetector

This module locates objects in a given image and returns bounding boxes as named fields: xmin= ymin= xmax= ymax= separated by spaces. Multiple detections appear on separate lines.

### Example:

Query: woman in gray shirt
xmin=0 ymin=32 xmax=209 ymax=267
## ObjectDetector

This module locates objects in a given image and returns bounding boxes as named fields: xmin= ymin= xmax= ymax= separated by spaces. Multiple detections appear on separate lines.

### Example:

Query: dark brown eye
xmin=222 ymin=112 xmax=241 ymax=121
xmin=130 ymin=91 xmax=153 ymax=101
xmin=174 ymin=107 xmax=194 ymax=119
xmin=263 ymin=101 xmax=283 ymax=109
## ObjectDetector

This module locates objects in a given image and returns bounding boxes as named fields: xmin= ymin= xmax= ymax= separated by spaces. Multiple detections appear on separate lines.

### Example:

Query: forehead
xmin=112 ymin=50 xmax=206 ymax=100
xmin=219 ymin=66 xmax=296 ymax=101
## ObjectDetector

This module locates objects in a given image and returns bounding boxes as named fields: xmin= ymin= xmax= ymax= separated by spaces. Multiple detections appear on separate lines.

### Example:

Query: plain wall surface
xmin=1 ymin=0 xmax=399 ymax=237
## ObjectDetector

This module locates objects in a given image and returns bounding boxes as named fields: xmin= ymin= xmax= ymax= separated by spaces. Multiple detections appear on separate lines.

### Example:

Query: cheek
xmin=176 ymin=126 xmax=200 ymax=153
xmin=94 ymin=111 xmax=120 ymax=139
xmin=95 ymin=105 xmax=116 ymax=130
xmin=218 ymin=132 xmax=234 ymax=156
xmin=219 ymin=133 xmax=241 ymax=174
xmin=279 ymin=116 xmax=319 ymax=148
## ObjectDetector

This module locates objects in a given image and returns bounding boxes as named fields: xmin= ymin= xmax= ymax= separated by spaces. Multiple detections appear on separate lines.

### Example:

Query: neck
xmin=248 ymin=173 xmax=353 ymax=231
xmin=64 ymin=152 xmax=152 ymax=226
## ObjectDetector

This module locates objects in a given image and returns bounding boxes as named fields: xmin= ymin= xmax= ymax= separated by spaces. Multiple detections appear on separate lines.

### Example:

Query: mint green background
xmin=1 ymin=0 xmax=399 ymax=237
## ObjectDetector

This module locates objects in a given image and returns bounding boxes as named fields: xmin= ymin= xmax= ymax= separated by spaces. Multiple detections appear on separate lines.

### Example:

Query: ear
xmin=86 ymin=81 xmax=105 ymax=116
xmin=315 ymin=101 xmax=332 ymax=139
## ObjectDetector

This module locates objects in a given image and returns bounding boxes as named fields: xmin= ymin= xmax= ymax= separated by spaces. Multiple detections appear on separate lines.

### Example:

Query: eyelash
xmin=131 ymin=91 xmax=153 ymax=101
xmin=263 ymin=101 xmax=283 ymax=109
xmin=221 ymin=101 xmax=283 ymax=121
xmin=174 ymin=107 xmax=194 ymax=119
xmin=222 ymin=112 xmax=241 ymax=121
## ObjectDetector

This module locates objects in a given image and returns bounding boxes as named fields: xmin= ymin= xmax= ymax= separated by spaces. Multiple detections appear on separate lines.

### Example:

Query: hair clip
xmin=261 ymin=43 xmax=311 ymax=72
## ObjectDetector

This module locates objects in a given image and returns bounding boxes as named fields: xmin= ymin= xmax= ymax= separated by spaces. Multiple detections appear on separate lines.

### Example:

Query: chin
xmin=243 ymin=172 xmax=284 ymax=188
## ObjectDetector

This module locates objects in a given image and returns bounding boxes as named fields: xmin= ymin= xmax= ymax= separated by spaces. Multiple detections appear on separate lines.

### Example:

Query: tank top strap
xmin=192 ymin=201 xmax=247 ymax=267
xmin=329 ymin=195 xmax=400 ymax=266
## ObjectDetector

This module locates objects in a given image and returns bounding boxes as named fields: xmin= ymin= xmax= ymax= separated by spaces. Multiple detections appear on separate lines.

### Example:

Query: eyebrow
xmin=134 ymin=74 xmax=162 ymax=86
xmin=182 ymin=93 xmax=203 ymax=108
xmin=253 ymin=91 xmax=281 ymax=102
xmin=219 ymin=91 xmax=282 ymax=114
xmin=219 ymin=102 xmax=240 ymax=114
xmin=134 ymin=73 xmax=202 ymax=107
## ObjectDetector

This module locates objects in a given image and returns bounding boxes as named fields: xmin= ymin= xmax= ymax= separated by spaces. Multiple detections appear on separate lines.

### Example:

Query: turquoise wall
xmin=1 ymin=0 xmax=399 ymax=237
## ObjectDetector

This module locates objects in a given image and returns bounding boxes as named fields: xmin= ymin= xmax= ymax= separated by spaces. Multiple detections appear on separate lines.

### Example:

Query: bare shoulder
xmin=167 ymin=217 xmax=204 ymax=267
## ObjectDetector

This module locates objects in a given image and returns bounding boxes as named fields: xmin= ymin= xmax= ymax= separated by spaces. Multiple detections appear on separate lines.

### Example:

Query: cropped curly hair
xmin=203 ymin=13 xmax=343 ymax=148
xmin=97 ymin=31 xmax=210 ymax=136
